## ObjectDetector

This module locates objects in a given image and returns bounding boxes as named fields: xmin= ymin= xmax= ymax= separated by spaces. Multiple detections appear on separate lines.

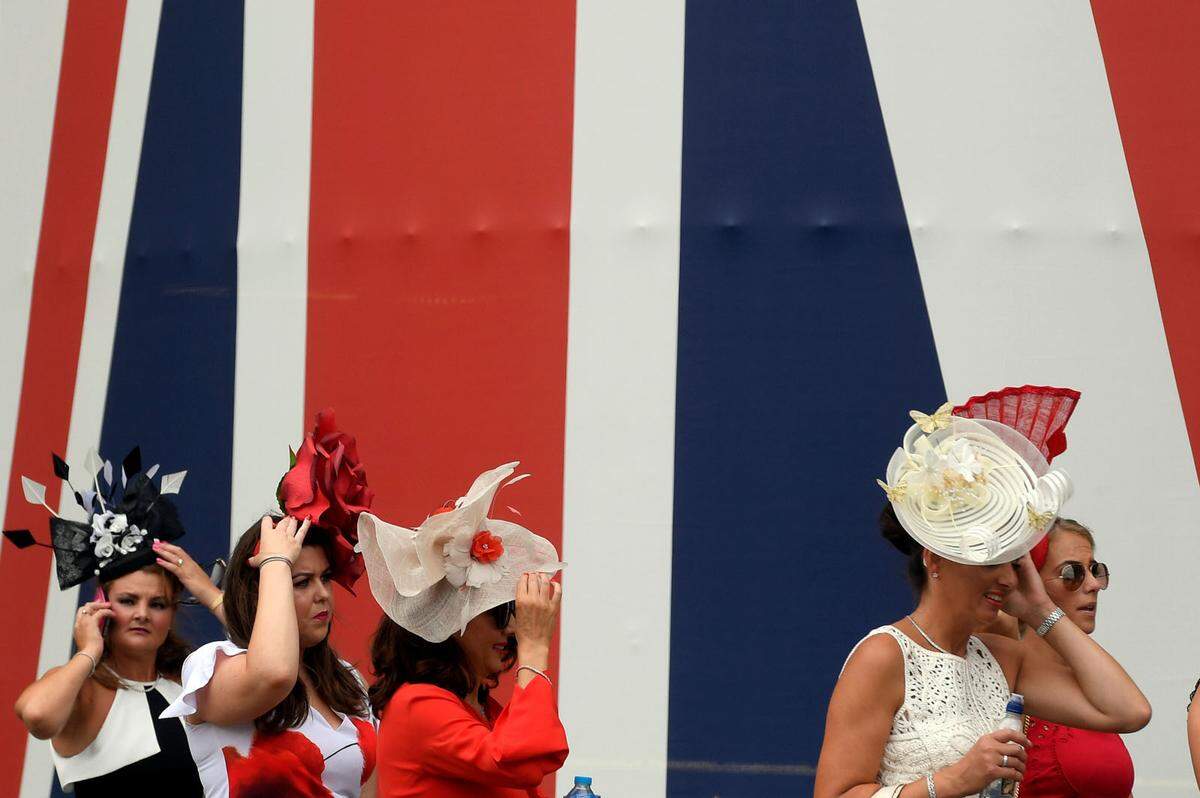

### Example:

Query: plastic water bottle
xmin=980 ymin=693 xmax=1025 ymax=797
xmin=563 ymin=775 xmax=600 ymax=797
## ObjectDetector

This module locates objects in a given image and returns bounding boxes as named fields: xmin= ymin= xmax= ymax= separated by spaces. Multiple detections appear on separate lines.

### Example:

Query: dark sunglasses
xmin=1050 ymin=561 xmax=1109 ymax=591
xmin=489 ymin=600 xmax=516 ymax=629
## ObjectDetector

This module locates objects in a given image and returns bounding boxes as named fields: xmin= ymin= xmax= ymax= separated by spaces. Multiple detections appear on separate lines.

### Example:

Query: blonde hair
xmin=1049 ymin=517 xmax=1095 ymax=551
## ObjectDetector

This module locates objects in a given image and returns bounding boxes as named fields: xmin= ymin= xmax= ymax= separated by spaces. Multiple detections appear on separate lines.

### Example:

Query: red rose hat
xmin=356 ymin=462 xmax=563 ymax=642
xmin=276 ymin=408 xmax=373 ymax=591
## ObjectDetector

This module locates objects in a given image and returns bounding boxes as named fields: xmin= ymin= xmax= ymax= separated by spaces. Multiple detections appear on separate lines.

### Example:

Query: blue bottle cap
xmin=1005 ymin=693 xmax=1025 ymax=714
xmin=574 ymin=776 xmax=593 ymax=786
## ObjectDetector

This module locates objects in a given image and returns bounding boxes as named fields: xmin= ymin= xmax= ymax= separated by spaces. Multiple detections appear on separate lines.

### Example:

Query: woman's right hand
xmin=249 ymin=515 xmax=310 ymax=568
xmin=73 ymin=601 xmax=113 ymax=657
xmin=944 ymin=728 xmax=1029 ymax=793
xmin=513 ymin=572 xmax=561 ymax=658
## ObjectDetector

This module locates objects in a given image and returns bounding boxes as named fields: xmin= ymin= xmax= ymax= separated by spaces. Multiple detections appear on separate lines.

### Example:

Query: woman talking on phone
xmin=10 ymin=447 xmax=221 ymax=795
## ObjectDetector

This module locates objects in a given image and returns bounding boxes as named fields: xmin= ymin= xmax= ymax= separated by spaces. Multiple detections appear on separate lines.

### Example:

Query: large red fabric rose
xmin=277 ymin=409 xmax=374 ymax=590
xmin=222 ymin=730 xmax=331 ymax=798
xmin=280 ymin=408 xmax=374 ymax=537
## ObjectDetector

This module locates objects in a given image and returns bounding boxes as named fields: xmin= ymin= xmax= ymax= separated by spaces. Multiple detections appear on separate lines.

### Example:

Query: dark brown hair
xmin=94 ymin=565 xmax=192 ymax=690
xmin=880 ymin=502 xmax=927 ymax=593
xmin=368 ymin=611 xmax=515 ymax=713
xmin=224 ymin=516 xmax=368 ymax=733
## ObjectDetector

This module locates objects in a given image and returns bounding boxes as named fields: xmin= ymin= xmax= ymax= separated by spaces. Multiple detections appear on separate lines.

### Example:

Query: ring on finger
xmin=1002 ymin=754 xmax=1008 ymax=768
xmin=177 ymin=557 xmax=184 ymax=566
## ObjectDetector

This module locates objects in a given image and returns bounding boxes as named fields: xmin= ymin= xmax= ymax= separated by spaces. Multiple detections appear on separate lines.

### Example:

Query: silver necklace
xmin=906 ymin=614 xmax=958 ymax=656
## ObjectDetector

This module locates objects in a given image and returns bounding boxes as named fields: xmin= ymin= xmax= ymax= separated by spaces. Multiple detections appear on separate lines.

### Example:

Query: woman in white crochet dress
xmin=814 ymin=390 xmax=1151 ymax=798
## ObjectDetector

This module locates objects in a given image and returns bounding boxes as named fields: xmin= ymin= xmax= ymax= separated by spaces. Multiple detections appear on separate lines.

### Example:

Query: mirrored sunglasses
xmin=1051 ymin=561 xmax=1109 ymax=591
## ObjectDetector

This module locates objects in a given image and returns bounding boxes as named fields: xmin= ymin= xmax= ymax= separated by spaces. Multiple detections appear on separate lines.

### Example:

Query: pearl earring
xmin=931 ymin=572 xmax=940 ymax=579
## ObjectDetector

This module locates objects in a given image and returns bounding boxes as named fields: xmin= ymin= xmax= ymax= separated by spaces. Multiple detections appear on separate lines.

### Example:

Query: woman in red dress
xmin=356 ymin=462 xmax=568 ymax=798
xmin=1019 ymin=518 xmax=1134 ymax=797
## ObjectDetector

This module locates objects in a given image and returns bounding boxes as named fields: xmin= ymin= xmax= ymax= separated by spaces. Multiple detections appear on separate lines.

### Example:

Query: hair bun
xmin=879 ymin=502 xmax=916 ymax=555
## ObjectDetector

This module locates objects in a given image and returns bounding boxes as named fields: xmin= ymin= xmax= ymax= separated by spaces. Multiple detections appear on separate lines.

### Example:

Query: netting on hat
xmin=952 ymin=385 xmax=1080 ymax=463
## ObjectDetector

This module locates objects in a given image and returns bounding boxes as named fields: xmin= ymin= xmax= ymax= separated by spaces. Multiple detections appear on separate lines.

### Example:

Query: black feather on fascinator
xmin=3 ymin=447 xmax=188 ymax=589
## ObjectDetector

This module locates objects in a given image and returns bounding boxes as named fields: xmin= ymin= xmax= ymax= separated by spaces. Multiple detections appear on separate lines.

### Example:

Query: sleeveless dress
xmin=160 ymin=641 xmax=377 ymax=798
xmin=1020 ymin=715 xmax=1133 ymax=797
xmin=846 ymin=626 xmax=1010 ymax=792
xmin=51 ymin=672 xmax=203 ymax=796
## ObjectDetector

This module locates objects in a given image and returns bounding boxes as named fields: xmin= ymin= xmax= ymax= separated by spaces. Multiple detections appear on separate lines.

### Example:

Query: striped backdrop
xmin=2 ymin=1 xmax=1198 ymax=795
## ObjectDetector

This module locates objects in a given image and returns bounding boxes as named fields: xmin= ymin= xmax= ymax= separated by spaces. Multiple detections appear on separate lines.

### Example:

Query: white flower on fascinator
xmin=945 ymin=438 xmax=984 ymax=482
xmin=117 ymin=525 xmax=145 ymax=555
xmin=90 ymin=511 xmax=126 ymax=562
xmin=92 ymin=533 xmax=115 ymax=561
xmin=904 ymin=437 xmax=951 ymax=495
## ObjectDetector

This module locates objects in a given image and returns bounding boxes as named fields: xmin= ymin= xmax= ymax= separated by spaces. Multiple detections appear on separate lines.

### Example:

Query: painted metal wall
xmin=2 ymin=1 xmax=1198 ymax=795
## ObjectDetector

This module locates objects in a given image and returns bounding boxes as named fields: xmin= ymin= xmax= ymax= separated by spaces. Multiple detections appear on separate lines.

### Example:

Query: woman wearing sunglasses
xmin=816 ymin=393 xmax=1150 ymax=798
xmin=1017 ymin=518 xmax=1131 ymax=797
xmin=358 ymin=463 xmax=568 ymax=797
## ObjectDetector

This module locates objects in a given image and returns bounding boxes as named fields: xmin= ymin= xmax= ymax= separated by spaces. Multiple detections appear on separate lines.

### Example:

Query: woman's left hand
xmin=154 ymin=540 xmax=221 ymax=608
xmin=1002 ymin=553 xmax=1056 ymax=627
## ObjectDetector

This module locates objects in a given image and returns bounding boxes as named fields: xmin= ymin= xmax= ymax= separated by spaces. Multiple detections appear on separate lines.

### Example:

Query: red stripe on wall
xmin=309 ymin=5 xmax=575 ymax=782
xmin=0 ymin=0 xmax=127 ymax=788
xmin=1091 ymin=1 xmax=1200 ymax=474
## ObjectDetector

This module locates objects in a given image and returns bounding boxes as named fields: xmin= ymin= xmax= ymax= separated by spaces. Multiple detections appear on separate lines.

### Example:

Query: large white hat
xmin=356 ymin=462 xmax=563 ymax=642
xmin=878 ymin=402 xmax=1073 ymax=565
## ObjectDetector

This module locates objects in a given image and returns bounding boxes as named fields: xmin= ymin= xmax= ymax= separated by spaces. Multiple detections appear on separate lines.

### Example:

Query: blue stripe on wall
xmin=668 ymin=1 xmax=946 ymax=793
xmin=55 ymin=8 xmax=242 ymax=793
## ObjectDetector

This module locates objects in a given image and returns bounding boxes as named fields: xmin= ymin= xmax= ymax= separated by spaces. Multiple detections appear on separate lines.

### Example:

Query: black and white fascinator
xmin=3 ymin=447 xmax=189 ymax=589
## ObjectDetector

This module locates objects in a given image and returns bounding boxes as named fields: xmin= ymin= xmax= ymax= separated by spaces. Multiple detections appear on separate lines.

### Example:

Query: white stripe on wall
xmin=0 ymin=0 xmax=68 ymax=566
xmin=20 ymin=2 xmax=162 ymax=795
xmin=229 ymin=0 xmax=313 ymax=551
xmin=859 ymin=1 xmax=1200 ymax=791
xmin=559 ymin=1 xmax=686 ymax=794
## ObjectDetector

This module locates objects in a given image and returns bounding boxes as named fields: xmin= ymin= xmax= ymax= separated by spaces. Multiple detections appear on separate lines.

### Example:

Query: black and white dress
xmin=51 ymin=671 xmax=202 ymax=796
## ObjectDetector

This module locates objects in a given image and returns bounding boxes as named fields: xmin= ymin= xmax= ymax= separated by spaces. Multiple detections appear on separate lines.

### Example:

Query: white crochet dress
xmin=847 ymin=625 xmax=1010 ymax=791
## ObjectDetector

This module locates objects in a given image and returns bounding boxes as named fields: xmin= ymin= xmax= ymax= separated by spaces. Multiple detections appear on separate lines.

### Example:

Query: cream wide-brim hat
xmin=881 ymin=416 xmax=1073 ymax=565
xmin=356 ymin=462 xmax=563 ymax=643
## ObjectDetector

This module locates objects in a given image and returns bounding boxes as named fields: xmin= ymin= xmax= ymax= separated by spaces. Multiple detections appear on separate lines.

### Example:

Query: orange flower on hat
xmin=469 ymin=530 xmax=504 ymax=564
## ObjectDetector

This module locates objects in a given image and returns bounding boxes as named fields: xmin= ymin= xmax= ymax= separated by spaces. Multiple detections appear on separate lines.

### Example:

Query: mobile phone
xmin=93 ymin=585 xmax=108 ymax=635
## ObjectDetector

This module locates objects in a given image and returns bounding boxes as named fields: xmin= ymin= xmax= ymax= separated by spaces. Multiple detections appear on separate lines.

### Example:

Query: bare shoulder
xmin=839 ymin=632 xmax=904 ymax=687
xmin=830 ymin=631 xmax=906 ymax=722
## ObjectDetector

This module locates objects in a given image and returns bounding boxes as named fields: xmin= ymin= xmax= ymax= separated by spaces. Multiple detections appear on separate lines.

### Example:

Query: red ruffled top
xmin=376 ymin=678 xmax=568 ymax=798
xmin=1022 ymin=715 xmax=1133 ymax=797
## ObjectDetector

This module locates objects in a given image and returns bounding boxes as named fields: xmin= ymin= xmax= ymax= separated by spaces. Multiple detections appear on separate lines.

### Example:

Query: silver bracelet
xmin=925 ymin=772 xmax=937 ymax=798
xmin=257 ymin=555 xmax=294 ymax=571
xmin=75 ymin=651 xmax=98 ymax=677
xmin=517 ymin=665 xmax=553 ymax=687
xmin=1036 ymin=607 xmax=1065 ymax=637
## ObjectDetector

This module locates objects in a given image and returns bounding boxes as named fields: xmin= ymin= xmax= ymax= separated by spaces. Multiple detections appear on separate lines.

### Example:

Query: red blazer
xmin=1022 ymin=715 xmax=1133 ymax=797
xmin=376 ymin=677 xmax=569 ymax=798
